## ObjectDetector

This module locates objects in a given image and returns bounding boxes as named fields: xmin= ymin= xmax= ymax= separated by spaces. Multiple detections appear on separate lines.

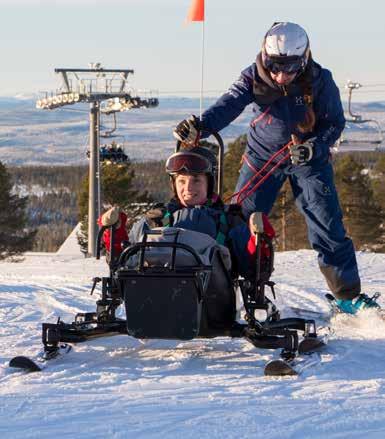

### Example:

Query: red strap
xmin=237 ymin=151 xmax=290 ymax=204
xmin=225 ymin=141 xmax=291 ymax=204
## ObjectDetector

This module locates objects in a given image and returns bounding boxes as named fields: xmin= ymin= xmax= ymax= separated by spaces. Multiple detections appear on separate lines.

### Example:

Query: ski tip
xmin=9 ymin=356 xmax=42 ymax=372
xmin=298 ymin=337 xmax=326 ymax=354
xmin=264 ymin=359 xmax=298 ymax=377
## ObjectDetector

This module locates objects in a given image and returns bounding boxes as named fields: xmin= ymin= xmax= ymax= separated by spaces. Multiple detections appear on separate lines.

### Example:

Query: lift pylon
xmin=36 ymin=63 xmax=159 ymax=256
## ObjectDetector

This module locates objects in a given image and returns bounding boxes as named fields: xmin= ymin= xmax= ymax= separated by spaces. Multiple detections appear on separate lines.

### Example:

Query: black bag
xmin=116 ymin=228 xmax=236 ymax=339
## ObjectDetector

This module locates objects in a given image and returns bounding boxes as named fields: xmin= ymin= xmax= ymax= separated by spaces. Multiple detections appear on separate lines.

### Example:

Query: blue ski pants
xmin=234 ymin=151 xmax=361 ymax=300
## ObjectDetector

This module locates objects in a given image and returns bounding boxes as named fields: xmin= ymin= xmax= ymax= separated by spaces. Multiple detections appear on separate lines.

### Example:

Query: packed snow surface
xmin=1 ymin=250 xmax=385 ymax=438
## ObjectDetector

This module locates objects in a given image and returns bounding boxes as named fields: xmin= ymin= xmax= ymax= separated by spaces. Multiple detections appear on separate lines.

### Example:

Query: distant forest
xmin=8 ymin=146 xmax=385 ymax=253
xmin=9 ymin=162 xmax=169 ymax=252
xmin=223 ymin=137 xmax=385 ymax=253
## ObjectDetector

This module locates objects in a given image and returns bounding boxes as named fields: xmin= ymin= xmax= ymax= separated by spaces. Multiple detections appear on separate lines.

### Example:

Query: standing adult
xmin=173 ymin=22 xmax=380 ymax=314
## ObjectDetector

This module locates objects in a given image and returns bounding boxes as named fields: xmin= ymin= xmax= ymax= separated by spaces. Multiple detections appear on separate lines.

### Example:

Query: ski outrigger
xmin=10 ymin=133 xmax=327 ymax=376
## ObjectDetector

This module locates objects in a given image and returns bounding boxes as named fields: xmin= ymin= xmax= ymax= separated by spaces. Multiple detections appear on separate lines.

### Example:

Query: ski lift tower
xmin=36 ymin=63 xmax=159 ymax=256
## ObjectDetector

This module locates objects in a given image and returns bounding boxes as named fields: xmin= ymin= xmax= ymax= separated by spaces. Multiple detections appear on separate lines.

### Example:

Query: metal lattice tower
xmin=36 ymin=63 xmax=159 ymax=256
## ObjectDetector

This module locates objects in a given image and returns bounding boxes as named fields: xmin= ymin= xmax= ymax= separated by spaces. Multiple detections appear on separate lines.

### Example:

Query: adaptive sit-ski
xmin=9 ymin=134 xmax=326 ymax=376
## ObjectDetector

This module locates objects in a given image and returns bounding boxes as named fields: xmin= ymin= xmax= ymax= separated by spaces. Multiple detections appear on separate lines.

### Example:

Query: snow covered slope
xmin=1 ymin=251 xmax=385 ymax=438
xmin=1 ymin=96 xmax=384 ymax=166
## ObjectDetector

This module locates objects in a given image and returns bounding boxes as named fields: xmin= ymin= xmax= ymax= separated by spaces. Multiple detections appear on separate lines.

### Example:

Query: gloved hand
xmin=145 ymin=208 xmax=164 ymax=228
xmin=101 ymin=206 xmax=121 ymax=227
xmin=289 ymin=141 xmax=313 ymax=165
xmin=173 ymin=115 xmax=201 ymax=146
xmin=249 ymin=212 xmax=264 ymax=235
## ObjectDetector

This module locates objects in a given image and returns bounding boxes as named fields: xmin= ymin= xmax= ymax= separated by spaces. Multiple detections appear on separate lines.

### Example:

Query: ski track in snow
xmin=1 ymin=251 xmax=385 ymax=438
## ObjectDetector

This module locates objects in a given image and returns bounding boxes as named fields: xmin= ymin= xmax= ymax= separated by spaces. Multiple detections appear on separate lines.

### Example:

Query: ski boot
xmin=327 ymin=292 xmax=381 ymax=315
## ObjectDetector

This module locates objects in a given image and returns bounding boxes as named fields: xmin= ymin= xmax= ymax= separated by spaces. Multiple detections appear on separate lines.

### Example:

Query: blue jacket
xmin=129 ymin=198 xmax=254 ymax=277
xmin=201 ymin=56 xmax=345 ymax=163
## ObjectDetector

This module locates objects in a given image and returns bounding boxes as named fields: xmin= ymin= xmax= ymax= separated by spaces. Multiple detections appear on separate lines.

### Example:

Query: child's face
xmin=175 ymin=173 xmax=208 ymax=207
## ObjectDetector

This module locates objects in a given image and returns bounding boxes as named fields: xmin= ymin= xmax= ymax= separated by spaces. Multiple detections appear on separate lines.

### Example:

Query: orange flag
xmin=186 ymin=0 xmax=205 ymax=22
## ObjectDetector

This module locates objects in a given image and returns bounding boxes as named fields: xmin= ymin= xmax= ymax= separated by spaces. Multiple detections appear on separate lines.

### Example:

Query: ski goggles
xmin=262 ymin=54 xmax=305 ymax=74
xmin=165 ymin=151 xmax=213 ymax=175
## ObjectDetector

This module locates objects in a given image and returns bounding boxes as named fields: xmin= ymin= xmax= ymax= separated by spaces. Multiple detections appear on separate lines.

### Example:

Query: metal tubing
xmin=264 ymin=318 xmax=313 ymax=332
xmin=88 ymin=101 xmax=100 ymax=257
xmin=212 ymin=132 xmax=224 ymax=197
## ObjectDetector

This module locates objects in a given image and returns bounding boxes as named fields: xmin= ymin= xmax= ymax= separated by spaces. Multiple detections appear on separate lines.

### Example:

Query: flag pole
xmin=186 ymin=0 xmax=205 ymax=118
xmin=200 ymin=20 xmax=205 ymax=119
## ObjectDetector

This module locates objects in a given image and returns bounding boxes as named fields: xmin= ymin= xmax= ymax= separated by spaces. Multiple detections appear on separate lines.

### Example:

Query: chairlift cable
xmin=56 ymin=107 xmax=89 ymax=113
xmin=340 ymin=89 xmax=385 ymax=95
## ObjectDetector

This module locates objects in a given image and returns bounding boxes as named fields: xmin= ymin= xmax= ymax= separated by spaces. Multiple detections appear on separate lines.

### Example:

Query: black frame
xmin=39 ymin=132 xmax=321 ymax=363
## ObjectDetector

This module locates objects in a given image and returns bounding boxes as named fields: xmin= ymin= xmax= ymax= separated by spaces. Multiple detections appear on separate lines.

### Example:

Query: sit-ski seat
xmin=115 ymin=228 xmax=236 ymax=339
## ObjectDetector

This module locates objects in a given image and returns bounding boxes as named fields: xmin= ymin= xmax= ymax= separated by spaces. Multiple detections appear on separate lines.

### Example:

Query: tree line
xmin=223 ymin=135 xmax=385 ymax=252
xmin=3 ymin=162 xmax=168 ymax=255
xmin=1 ymin=135 xmax=385 ymax=258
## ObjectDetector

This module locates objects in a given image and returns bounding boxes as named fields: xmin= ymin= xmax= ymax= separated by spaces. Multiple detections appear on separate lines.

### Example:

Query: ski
xmin=264 ymin=351 xmax=321 ymax=376
xmin=283 ymin=305 xmax=332 ymax=354
xmin=264 ymin=330 xmax=329 ymax=376
xmin=298 ymin=331 xmax=329 ymax=354
xmin=266 ymin=292 xmax=384 ymax=377
xmin=286 ymin=305 xmax=332 ymax=323
xmin=9 ymin=344 xmax=72 ymax=372
xmin=264 ymin=319 xmax=330 ymax=376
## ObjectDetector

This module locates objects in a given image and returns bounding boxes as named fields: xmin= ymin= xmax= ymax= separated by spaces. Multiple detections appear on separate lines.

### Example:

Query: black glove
xmin=173 ymin=115 xmax=201 ymax=145
xmin=145 ymin=208 xmax=165 ymax=228
xmin=289 ymin=141 xmax=313 ymax=165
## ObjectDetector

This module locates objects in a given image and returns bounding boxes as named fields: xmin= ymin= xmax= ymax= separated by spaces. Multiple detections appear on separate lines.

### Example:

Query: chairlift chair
xmin=86 ymin=137 xmax=129 ymax=164
xmin=100 ymin=140 xmax=129 ymax=164
xmin=101 ymin=112 xmax=118 ymax=138
xmin=337 ymin=81 xmax=384 ymax=151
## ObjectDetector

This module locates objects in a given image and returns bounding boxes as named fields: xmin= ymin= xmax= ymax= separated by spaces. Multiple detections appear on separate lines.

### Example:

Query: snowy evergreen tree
xmin=371 ymin=153 xmax=385 ymax=214
xmin=334 ymin=154 xmax=384 ymax=250
xmin=0 ymin=162 xmax=35 ymax=260
xmin=77 ymin=160 xmax=152 ymax=253
xmin=223 ymin=134 xmax=246 ymax=198
xmin=269 ymin=180 xmax=309 ymax=251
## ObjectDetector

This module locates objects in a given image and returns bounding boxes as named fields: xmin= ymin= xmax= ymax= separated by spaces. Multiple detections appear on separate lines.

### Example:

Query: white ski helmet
xmin=262 ymin=22 xmax=310 ymax=74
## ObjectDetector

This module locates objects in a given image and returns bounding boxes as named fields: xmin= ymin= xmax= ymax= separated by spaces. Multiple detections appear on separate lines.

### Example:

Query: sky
xmin=1 ymin=0 xmax=385 ymax=102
